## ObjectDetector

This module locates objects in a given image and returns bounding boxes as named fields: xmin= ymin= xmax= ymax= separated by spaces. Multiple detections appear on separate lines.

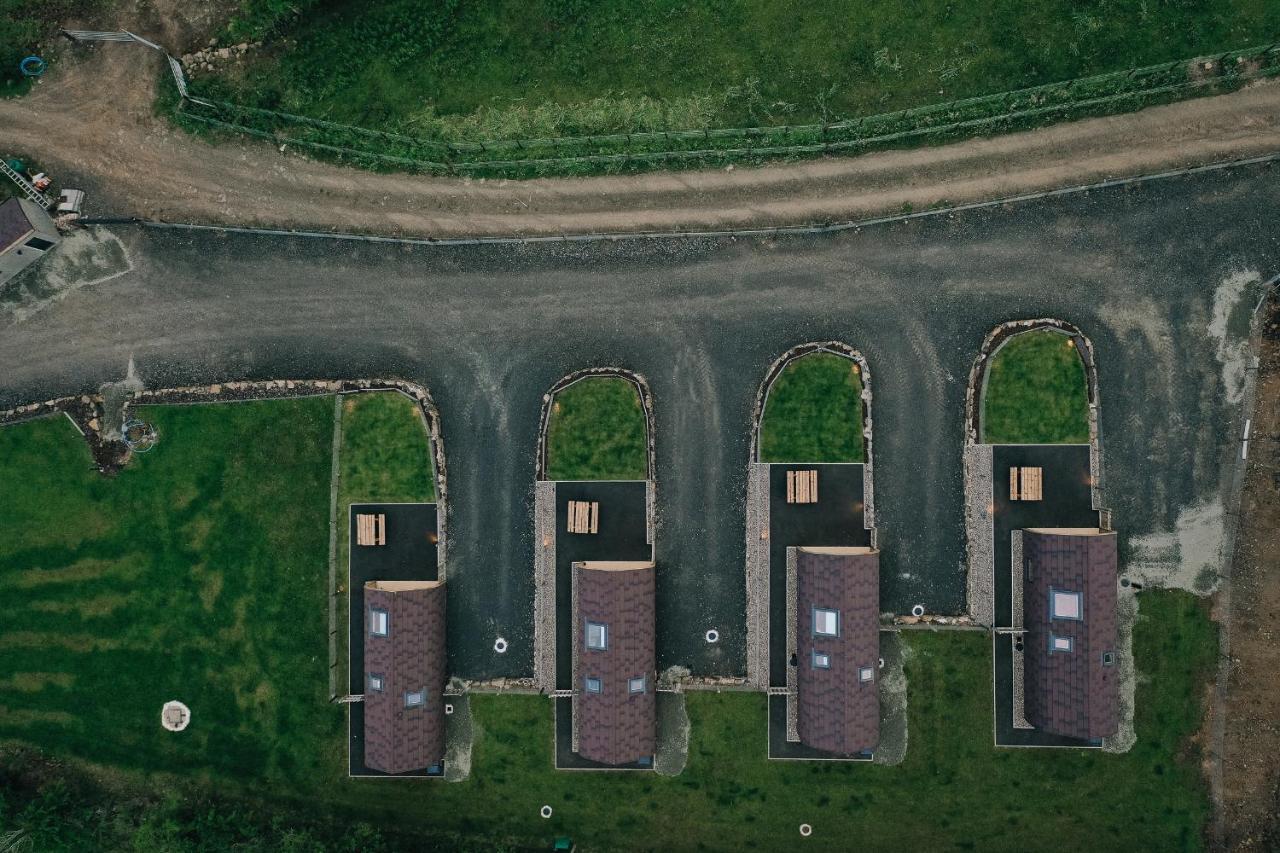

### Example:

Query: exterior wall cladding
xmin=1023 ymin=531 xmax=1119 ymax=741
xmin=796 ymin=550 xmax=880 ymax=755
xmin=575 ymin=564 xmax=656 ymax=766
xmin=364 ymin=583 xmax=447 ymax=774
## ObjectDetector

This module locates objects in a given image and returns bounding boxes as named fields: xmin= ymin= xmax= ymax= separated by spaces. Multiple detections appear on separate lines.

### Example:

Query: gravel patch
xmin=532 ymin=480 xmax=557 ymax=691
xmin=655 ymin=692 xmax=690 ymax=776
xmin=1103 ymin=585 xmax=1138 ymax=754
xmin=444 ymin=694 xmax=474 ymax=782
xmin=963 ymin=444 xmax=995 ymax=625
xmin=744 ymin=462 xmax=771 ymax=689
xmin=785 ymin=545 xmax=798 ymax=742
xmin=873 ymin=631 xmax=909 ymax=765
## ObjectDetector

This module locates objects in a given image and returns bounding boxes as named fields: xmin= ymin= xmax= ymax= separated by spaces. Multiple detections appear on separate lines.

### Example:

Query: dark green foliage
xmin=545 ymin=377 xmax=648 ymax=481
xmin=1 ymin=0 xmax=100 ymax=91
xmin=759 ymin=353 xmax=865 ymax=463
xmin=982 ymin=330 xmax=1091 ymax=444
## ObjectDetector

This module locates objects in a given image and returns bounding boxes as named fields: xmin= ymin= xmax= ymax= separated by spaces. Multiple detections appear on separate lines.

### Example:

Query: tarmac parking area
xmin=1 ymin=162 xmax=1275 ymax=679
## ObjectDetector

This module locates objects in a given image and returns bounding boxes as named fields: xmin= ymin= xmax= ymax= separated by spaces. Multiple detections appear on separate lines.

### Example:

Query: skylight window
xmin=404 ymin=689 xmax=425 ymax=708
xmin=629 ymin=675 xmax=646 ymax=694
xmin=1050 ymin=589 xmax=1082 ymax=621
xmin=813 ymin=607 xmax=840 ymax=637
xmin=369 ymin=607 xmax=389 ymax=636
xmin=585 ymin=676 xmax=602 ymax=694
xmin=586 ymin=621 xmax=608 ymax=650
xmin=1050 ymin=634 xmax=1074 ymax=653
xmin=812 ymin=651 xmax=830 ymax=669
xmin=858 ymin=666 xmax=874 ymax=683
xmin=368 ymin=673 xmax=385 ymax=693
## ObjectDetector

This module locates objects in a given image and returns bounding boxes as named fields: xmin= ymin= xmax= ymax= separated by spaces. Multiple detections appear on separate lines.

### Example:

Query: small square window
xmin=858 ymin=666 xmax=874 ymax=683
xmin=369 ymin=608 xmax=389 ymax=636
xmin=812 ymin=651 xmax=831 ymax=669
xmin=367 ymin=673 xmax=385 ymax=693
xmin=1050 ymin=634 xmax=1074 ymax=653
xmin=1101 ymin=650 xmax=1116 ymax=666
xmin=586 ymin=621 xmax=608 ymax=650
xmin=629 ymin=675 xmax=646 ymax=694
xmin=585 ymin=676 xmax=602 ymax=694
xmin=813 ymin=607 xmax=840 ymax=637
xmin=1050 ymin=589 xmax=1082 ymax=621
xmin=404 ymin=689 xmax=425 ymax=708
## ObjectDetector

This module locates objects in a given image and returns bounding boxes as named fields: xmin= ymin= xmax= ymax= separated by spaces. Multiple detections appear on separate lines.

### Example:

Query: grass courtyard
xmin=0 ymin=399 xmax=1217 ymax=850
xmin=759 ymin=352 xmax=865 ymax=463
xmin=544 ymin=376 xmax=649 ymax=481
xmin=981 ymin=330 xmax=1092 ymax=445
xmin=206 ymin=0 xmax=1278 ymax=140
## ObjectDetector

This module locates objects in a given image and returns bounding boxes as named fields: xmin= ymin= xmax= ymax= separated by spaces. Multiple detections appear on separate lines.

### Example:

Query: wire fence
xmin=64 ymin=31 xmax=1280 ymax=178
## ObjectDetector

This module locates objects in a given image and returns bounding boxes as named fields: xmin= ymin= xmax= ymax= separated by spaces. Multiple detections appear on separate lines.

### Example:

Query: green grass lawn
xmin=338 ymin=391 xmax=435 ymax=505
xmin=981 ymin=330 xmax=1091 ymax=444
xmin=0 ymin=402 xmax=340 ymax=785
xmin=204 ymin=0 xmax=1278 ymax=138
xmin=545 ymin=377 xmax=648 ymax=481
xmin=759 ymin=352 xmax=865 ymax=463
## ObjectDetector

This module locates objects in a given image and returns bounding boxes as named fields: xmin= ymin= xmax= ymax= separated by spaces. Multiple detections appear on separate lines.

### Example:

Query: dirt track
xmin=1219 ymin=294 xmax=1280 ymax=852
xmin=2 ymin=37 xmax=1280 ymax=237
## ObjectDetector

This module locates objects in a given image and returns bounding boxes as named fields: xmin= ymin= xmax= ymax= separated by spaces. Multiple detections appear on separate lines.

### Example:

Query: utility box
xmin=0 ymin=197 xmax=61 ymax=286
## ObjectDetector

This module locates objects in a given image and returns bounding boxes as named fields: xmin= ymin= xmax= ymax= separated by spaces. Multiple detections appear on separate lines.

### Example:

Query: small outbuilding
xmin=0 ymin=198 xmax=59 ymax=285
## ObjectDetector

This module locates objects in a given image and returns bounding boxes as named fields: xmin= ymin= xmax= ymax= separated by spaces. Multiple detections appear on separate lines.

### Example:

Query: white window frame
xmin=586 ymin=621 xmax=608 ymax=651
xmin=1050 ymin=588 xmax=1083 ymax=621
xmin=858 ymin=665 xmax=874 ymax=683
xmin=811 ymin=650 xmax=831 ymax=670
xmin=369 ymin=607 xmax=389 ymax=637
xmin=367 ymin=672 xmax=385 ymax=693
xmin=1050 ymin=633 xmax=1074 ymax=653
xmin=812 ymin=607 xmax=840 ymax=638
xmin=585 ymin=676 xmax=602 ymax=694
xmin=628 ymin=675 xmax=646 ymax=694
xmin=404 ymin=689 xmax=425 ymax=708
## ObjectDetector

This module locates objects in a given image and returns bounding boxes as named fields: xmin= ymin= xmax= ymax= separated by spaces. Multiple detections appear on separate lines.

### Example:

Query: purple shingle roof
xmin=573 ymin=561 xmax=656 ymax=766
xmin=363 ymin=580 xmax=447 ymax=774
xmin=1022 ymin=529 xmax=1119 ymax=741
xmin=0 ymin=199 xmax=35 ymax=255
xmin=796 ymin=547 xmax=880 ymax=755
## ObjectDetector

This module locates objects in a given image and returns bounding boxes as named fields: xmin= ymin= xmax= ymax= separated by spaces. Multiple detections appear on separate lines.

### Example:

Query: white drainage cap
xmin=705 ymin=629 xmax=720 ymax=644
xmin=161 ymin=700 xmax=191 ymax=732
xmin=494 ymin=637 xmax=508 ymax=654
xmin=799 ymin=823 xmax=813 ymax=837
xmin=911 ymin=604 xmax=926 ymax=618
xmin=540 ymin=805 xmax=553 ymax=819
xmin=445 ymin=703 xmax=454 ymax=715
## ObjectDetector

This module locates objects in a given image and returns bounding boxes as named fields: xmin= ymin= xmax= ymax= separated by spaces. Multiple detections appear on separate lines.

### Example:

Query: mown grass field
xmin=759 ymin=352 xmax=865 ymax=463
xmin=545 ymin=377 xmax=648 ymax=481
xmin=982 ymin=330 xmax=1092 ymax=444
xmin=337 ymin=391 xmax=435 ymax=504
xmin=0 ymin=403 xmax=1217 ymax=851
xmin=204 ymin=0 xmax=1279 ymax=139
xmin=0 ymin=402 xmax=338 ymax=784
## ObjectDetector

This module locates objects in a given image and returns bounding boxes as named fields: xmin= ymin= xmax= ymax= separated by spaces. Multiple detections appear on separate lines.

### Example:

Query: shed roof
xmin=795 ymin=547 xmax=880 ymax=755
xmin=1022 ymin=529 xmax=1119 ymax=741
xmin=0 ymin=198 xmax=35 ymax=254
xmin=573 ymin=560 xmax=656 ymax=766
xmin=363 ymin=580 xmax=447 ymax=774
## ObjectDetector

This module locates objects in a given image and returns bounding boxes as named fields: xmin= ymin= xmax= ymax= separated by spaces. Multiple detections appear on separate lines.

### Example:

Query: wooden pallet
xmin=1009 ymin=467 xmax=1043 ymax=502
xmin=356 ymin=513 xmax=386 ymax=546
xmin=566 ymin=500 xmax=600 ymax=534
xmin=786 ymin=469 xmax=819 ymax=504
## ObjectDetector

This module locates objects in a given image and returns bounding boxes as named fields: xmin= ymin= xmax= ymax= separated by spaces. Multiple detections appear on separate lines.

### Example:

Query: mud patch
xmin=0 ymin=227 xmax=132 ymax=325
xmin=1126 ymin=499 xmax=1225 ymax=593
xmin=655 ymin=691 xmax=690 ymax=776
xmin=873 ymin=632 xmax=909 ymax=766
xmin=1207 ymin=270 xmax=1261 ymax=405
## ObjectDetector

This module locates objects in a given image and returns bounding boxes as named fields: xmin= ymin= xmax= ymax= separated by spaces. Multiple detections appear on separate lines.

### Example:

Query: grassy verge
xmin=759 ymin=352 xmax=865 ymax=463
xmin=982 ymin=330 xmax=1091 ymax=444
xmin=205 ymin=0 xmax=1277 ymax=134
xmin=1 ymin=0 xmax=103 ymax=96
xmin=337 ymin=391 xmax=435 ymax=505
xmin=0 ymin=402 xmax=339 ymax=785
xmin=545 ymin=377 xmax=648 ymax=481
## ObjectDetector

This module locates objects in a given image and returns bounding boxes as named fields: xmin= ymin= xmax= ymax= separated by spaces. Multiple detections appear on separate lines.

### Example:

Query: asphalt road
xmin=2 ymin=162 xmax=1275 ymax=679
